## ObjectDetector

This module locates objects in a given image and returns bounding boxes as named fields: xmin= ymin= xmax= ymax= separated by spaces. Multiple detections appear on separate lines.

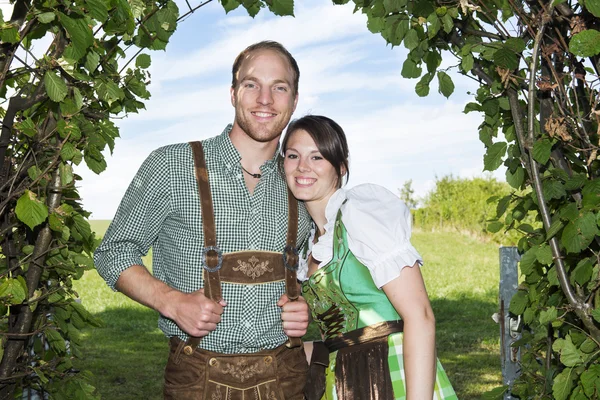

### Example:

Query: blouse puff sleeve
xmin=297 ymin=183 xmax=423 ymax=289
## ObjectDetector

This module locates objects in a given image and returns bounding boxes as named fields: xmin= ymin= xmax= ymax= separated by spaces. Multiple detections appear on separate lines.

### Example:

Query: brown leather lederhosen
xmin=163 ymin=141 xmax=308 ymax=400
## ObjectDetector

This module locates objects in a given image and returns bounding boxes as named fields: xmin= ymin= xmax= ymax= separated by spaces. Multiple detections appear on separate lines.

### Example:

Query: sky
xmin=2 ymin=0 xmax=499 ymax=219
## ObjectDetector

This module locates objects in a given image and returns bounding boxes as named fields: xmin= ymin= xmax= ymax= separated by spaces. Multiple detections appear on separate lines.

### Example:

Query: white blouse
xmin=297 ymin=183 xmax=423 ymax=289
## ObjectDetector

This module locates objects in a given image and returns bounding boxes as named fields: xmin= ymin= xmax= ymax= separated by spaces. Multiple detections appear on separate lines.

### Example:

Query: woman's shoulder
xmin=341 ymin=183 xmax=411 ymax=223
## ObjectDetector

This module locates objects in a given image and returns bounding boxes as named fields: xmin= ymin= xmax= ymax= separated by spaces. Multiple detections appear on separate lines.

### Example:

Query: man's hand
xmin=167 ymin=289 xmax=227 ymax=337
xmin=278 ymin=294 xmax=309 ymax=337
xmin=115 ymin=265 xmax=227 ymax=338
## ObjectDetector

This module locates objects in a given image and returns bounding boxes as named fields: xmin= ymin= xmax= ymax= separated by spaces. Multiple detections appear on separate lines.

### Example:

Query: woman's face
xmin=283 ymin=129 xmax=340 ymax=205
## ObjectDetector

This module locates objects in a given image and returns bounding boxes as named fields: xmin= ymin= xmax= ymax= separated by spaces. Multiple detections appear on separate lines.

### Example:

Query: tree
xmin=399 ymin=178 xmax=418 ymax=208
xmin=0 ymin=0 xmax=294 ymax=397
xmin=339 ymin=0 xmax=600 ymax=397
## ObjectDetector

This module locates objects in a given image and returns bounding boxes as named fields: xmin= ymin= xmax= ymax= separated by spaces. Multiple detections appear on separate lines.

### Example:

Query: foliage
xmin=399 ymin=178 xmax=419 ymax=209
xmin=0 ymin=0 xmax=295 ymax=397
xmin=413 ymin=174 xmax=530 ymax=244
xmin=338 ymin=0 xmax=600 ymax=398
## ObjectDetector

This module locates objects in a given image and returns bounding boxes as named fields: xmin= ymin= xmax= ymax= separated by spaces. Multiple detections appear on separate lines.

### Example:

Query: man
xmin=94 ymin=41 xmax=312 ymax=399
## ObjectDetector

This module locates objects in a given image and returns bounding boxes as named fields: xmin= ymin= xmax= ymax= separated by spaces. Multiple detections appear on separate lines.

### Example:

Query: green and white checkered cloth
xmin=94 ymin=125 xmax=311 ymax=354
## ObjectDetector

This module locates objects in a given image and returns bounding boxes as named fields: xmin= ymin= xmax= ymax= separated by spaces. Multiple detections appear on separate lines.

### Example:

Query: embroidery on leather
xmin=211 ymin=385 xmax=222 ymax=400
xmin=219 ymin=359 xmax=267 ymax=382
xmin=233 ymin=256 xmax=273 ymax=279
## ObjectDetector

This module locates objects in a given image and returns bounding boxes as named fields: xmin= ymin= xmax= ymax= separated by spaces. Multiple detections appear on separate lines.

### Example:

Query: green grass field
xmin=73 ymin=221 xmax=503 ymax=399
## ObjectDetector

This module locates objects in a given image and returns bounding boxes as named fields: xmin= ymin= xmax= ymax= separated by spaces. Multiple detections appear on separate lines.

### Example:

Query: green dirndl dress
xmin=302 ymin=211 xmax=457 ymax=400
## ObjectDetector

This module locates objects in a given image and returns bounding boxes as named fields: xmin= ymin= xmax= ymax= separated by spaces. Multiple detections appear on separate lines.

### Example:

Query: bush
xmin=413 ymin=175 xmax=530 ymax=245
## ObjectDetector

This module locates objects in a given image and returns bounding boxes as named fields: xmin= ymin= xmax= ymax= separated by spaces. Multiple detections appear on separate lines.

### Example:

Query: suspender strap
xmin=190 ymin=141 xmax=222 ymax=303
xmin=186 ymin=141 xmax=302 ymax=352
xmin=284 ymin=189 xmax=299 ymax=300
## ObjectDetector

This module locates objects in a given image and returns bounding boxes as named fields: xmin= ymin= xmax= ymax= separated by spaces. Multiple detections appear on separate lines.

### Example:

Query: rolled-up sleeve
xmin=94 ymin=148 xmax=171 ymax=290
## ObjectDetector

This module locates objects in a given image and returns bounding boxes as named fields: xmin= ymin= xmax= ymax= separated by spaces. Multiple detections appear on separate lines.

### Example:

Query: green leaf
xmin=487 ymin=221 xmax=503 ymax=233
xmin=569 ymin=29 xmax=600 ymax=57
xmin=60 ymin=142 xmax=78 ymax=162
xmin=136 ymin=54 xmax=151 ymax=69
xmin=27 ymin=166 xmax=43 ymax=181
xmin=580 ymin=338 xmax=597 ymax=354
xmin=560 ymin=203 xmax=579 ymax=221
xmin=59 ymin=163 xmax=74 ymax=186
xmin=415 ymin=73 xmax=432 ymax=97
xmin=493 ymin=48 xmax=519 ymax=70
xmin=45 ymin=329 xmax=67 ymax=354
xmin=441 ymin=13 xmax=453 ymax=33
xmin=482 ymin=386 xmax=508 ymax=400
xmin=584 ymin=0 xmax=600 ymax=17
xmin=561 ymin=212 xmax=599 ymax=253
xmin=427 ymin=13 xmax=440 ymax=39
xmin=15 ymin=117 xmax=37 ymax=138
xmin=72 ymin=214 xmax=92 ymax=241
xmin=546 ymin=219 xmax=564 ymax=240
xmin=506 ymin=165 xmax=524 ymax=189
xmin=582 ymin=179 xmax=600 ymax=207
xmin=0 ymin=25 xmax=19 ymax=44
xmin=86 ymin=0 xmax=109 ymax=22
xmin=483 ymin=142 xmax=507 ymax=171
xmin=461 ymin=53 xmax=474 ymax=72
xmin=561 ymin=336 xmax=584 ymax=367
xmin=424 ymin=51 xmax=441 ymax=73
xmin=552 ymin=367 xmax=574 ymax=400
xmin=572 ymin=258 xmax=593 ymax=286
xmin=84 ymin=51 xmax=100 ymax=73
xmin=581 ymin=365 xmax=600 ymax=397
xmin=464 ymin=102 xmax=481 ymax=113
xmin=384 ymin=0 xmax=406 ymax=12
xmin=496 ymin=195 xmax=511 ymax=218
xmin=539 ymin=306 xmax=557 ymax=324
xmin=57 ymin=12 xmax=93 ymax=61
xmin=436 ymin=71 xmax=454 ymax=98
xmin=44 ymin=71 xmax=68 ymax=102
xmin=60 ymin=98 xmax=81 ymax=117
xmin=532 ymin=138 xmax=552 ymax=164
xmin=404 ymin=29 xmax=419 ymax=50
xmin=592 ymin=307 xmax=600 ymax=323
xmin=504 ymin=38 xmax=526 ymax=53
xmin=269 ymin=0 xmax=293 ymax=16
xmin=509 ymin=290 xmax=528 ymax=315
xmin=564 ymin=173 xmax=587 ymax=191
xmin=15 ymin=190 xmax=49 ymax=230
xmin=37 ymin=12 xmax=56 ymax=23
xmin=96 ymin=79 xmax=125 ymax=104
xmin=0 ymin=278 xmax=27 ymax=305
xmin=519 ymin=247 xmax=537 ymax=276
xmin=221 ymin=0 xmax=240 ymax=12
xmin=401 ymin=58 xmax=421 ymax=79
xmin=367 ymin=15 xmax=385 ymax=33
xmin=542 ymin=180 xmax=566 ymax=200
xmin=535 ymin=244 xmax=553 ymax=265
xmin=48 ymin=213 xmax=63 ymax=232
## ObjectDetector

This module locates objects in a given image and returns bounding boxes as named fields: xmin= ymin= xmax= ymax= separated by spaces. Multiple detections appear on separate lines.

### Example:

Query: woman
xmin=281 ymin=115 xmax=457 ymax=400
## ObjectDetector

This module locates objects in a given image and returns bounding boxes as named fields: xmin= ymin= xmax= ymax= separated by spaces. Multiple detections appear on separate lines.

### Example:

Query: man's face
xmin=230 ymin=49 xmax=298 ymax=143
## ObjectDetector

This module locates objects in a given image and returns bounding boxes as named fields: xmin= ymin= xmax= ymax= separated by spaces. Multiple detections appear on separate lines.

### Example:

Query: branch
xmin=525 ymin=3 xmax=600 ymax=340
xmin=507 ymin=88 xmax=534 ymax=180
xmin=0 ymin=169 xmax=62 ymax=381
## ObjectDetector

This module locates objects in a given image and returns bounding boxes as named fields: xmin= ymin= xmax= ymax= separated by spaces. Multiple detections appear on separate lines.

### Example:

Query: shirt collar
xmin=214 ymin=124 xmax=281 ymax=175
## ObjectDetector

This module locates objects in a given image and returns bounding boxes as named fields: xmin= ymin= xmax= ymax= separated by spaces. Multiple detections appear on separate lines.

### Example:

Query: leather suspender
xmin=184 ymin=141 xmax=300 ymax=353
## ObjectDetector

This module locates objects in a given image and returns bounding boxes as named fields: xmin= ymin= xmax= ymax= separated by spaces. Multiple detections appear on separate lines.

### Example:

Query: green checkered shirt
xmin=94 ymin=125 xmax=311 ymax=353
